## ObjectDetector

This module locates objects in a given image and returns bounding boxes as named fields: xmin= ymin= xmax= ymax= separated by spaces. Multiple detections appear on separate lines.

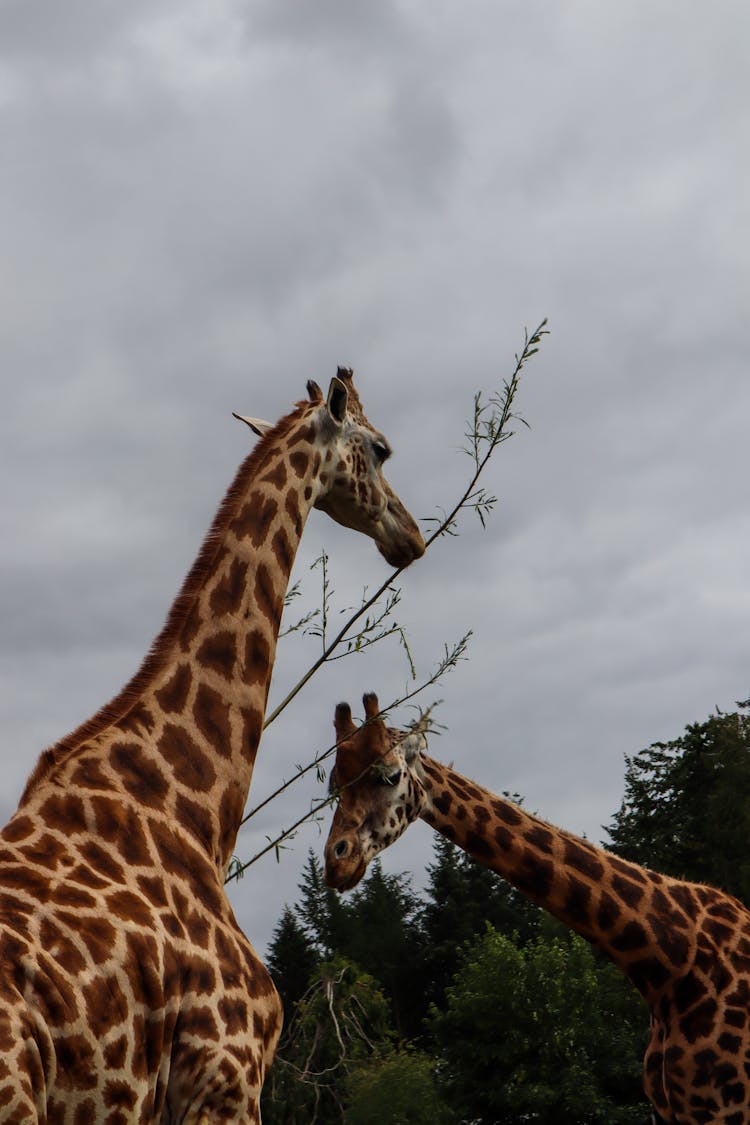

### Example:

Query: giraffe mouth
xmin=378 ymin=541 xmax=423 ymax=569
xmin=325 ymin=856 xmax=367 ymax=893
xmin=376 ymin=497 xmax=425 ymax=569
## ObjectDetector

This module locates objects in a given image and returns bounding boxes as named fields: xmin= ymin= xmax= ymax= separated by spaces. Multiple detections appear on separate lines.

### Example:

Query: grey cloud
xmin=1 ymin=2 xmax=749 ymax=960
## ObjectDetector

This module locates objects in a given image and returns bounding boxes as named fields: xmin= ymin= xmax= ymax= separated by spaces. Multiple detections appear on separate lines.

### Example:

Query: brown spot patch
xmin=19 ymin=832 xmax=66 ymax=871
xmin=597 ymin=891 xmax=622 ymax=931
xmin=0 ymin=865 xmax=50 ymax=898
xmin=193 ymin=682 xmax=232 ymax=757
xmin=147 ymin=820 xmax=223 ymax=916
xmin=563 ymin=839 xmax=604 ymax=881
xmin=107 ymin=888 xmax=155 ymax=928
xmin=110 ymin=742 xmax=169 ymax=807
xmin=137 ymin=873 xmax=168 ymax=907
xmin=103 ymin=1080 xmax=138 ymax=1111
xmin=611 ymin=874 xmax=646 ymax=908
xmin=173 ymin=888 xmax=213 ymax=950
xmin=272 ymin=526 xmax=293 ymax=574
xmin=196 ymin=630 xmax=237 ymax=681
xmin=259 ymin=460 xmax=288 ymax=489
xmin=434 ymin=790 xmax=452 ymax=816
xmin=103 ymin=1036 xmax=128 ymax=1070
xmin=118 ymin=702 xmax=157 ymax=736
xmin=39 ymin=918 xmax=86 ymax=975
xmin=515 ymin=852 xmax=553 ymax=900
xmin=49 ymin=884 xmax=98 ymax=911
xmin=159 ymin=722 xmax=217 ymax=793
xmin=285 ymin=488 xmax=302 ymax=535
xmin=54 ymin=1033 xmax=98 ymax=1091
xmin=70 ymin=914 xmax=118 ymax=963
xmin=254 ymin=562 xmax=281 ymax=628
xmin=210 ymin=557 xmax=249 ymax=618
xmin=155 ymin=664 xmax=192 ymax=713
xmin=610 ymin=920 xmax=649 ymax=953
xmin=70 ymin=756 xmax=111 ymax=791
xmin=186 ymin=956 xmax=217 ymax=995
xmin=2 ymin=816 xmax=35 ymax=843
xmin=77 ymin=839 xmax=126 ymax=883
xmin=92 ymin=798 xmax=152 ymax=867
xmin=39 ymin=793 xmax=88 ymax=836
xmin=465 ymin=830 xmax=495 ymax=861
xmin=289 ymin=450 xmax=309 ymax=478
xmin=219 ymin=996 xmax=248 ymax=1037
xmin=175 ymin=792 xmax=216 ymax=850
xmin=244 ymin=629 xmax=270 ymax=686
xmin=491 ymin=799 xmax=523 ymax=826
xmin=219 ymin=788 xmax=245 ymax=859
xmin=82 ymin=974 xmax=128 ymax=1038
xmin=179 ymin=1005 xmax=219 ymax=1042
xmin=524 ymin=823 xmax=553 ymax=851
xmin=124 ymin=931 xmax=163 ymax=1010
xmin=242 ymin=706 xmax=263 ymax=757
xmin=245 ymin=493 xmax=278 ymax=548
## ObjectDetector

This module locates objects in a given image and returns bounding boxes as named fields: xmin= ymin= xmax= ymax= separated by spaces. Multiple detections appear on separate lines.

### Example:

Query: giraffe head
xmin=238 ymin=369 xmax=425 ymax=568
xmin=324 ymin=692 xmax=427 ymax=891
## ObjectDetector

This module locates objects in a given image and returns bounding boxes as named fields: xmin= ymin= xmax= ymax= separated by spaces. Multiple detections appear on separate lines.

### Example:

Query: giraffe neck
xmin=21 ymin=407 xmax=321 ymax=877
xmin=418 ymin=754 xmax=697 ymax=1002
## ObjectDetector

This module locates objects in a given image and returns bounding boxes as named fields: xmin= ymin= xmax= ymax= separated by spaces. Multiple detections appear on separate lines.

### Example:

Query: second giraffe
xmin=324 ymin=692 xmax=750 ymax=1125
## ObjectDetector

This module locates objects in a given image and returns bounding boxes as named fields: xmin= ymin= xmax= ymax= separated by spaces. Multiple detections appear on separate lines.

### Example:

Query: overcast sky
xmin=1 ymin=1 xmax=748 ymax=956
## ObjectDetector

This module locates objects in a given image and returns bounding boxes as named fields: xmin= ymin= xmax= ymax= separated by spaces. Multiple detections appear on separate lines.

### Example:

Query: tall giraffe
xmin=324 ymin=693 xmax=750 ymax=1125
xmin=0 ymin=374 xmax=424 ymax=1124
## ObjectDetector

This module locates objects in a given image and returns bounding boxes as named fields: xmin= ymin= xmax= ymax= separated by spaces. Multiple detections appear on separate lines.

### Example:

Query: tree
xmin=430 ymin=925 xmax=649 ymax=1124
xmin=266 ymin=906 xmax=318 ymax=1023
xmin=295 ymin=849 xmax=353 ymax=955
xmin=607 ymin=701 xmax=750 ymax=900
xmin=339 ymin=861 xmax=425 ymax=1038
xmin=345 ymin=1049 xmax=451 ymax=1124
xmin=261 ymin=956 xmax=395 ymax=1125
xmin=419 ymin=834 xmax=540 ymax=1009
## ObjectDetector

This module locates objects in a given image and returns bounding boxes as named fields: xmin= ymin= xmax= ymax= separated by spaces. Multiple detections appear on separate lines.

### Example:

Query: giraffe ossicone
xmin=0 ymin=373 xmax=423 ymax=1123
xmin=324 ymin=692 xmax=750 ymax=1125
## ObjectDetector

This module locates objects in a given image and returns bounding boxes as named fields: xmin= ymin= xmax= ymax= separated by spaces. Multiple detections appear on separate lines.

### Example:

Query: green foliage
xmin=607 ymin=701 xmax=750 ymax=900
xmin=265 ymin=906 xmax=318 ymax=1022
xmin=420 ymin=831 xmax=540 ymax=1007
xmin=261 ymin=956 xmax=395 ymax=1124
xmin=265 ymin=838 xmax=651 ymax=1122
xmin=430 ymin=925 xmax=649 ymax=1124
xmin=345 ymin=1049 xmax=451 ymax=1124
xmin=295 ymin=850 xmax=354 ymax=956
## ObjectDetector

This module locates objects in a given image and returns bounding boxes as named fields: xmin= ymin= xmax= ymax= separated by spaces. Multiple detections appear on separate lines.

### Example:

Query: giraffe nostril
xmin=334 ymin=840 xmax=348 ymax=859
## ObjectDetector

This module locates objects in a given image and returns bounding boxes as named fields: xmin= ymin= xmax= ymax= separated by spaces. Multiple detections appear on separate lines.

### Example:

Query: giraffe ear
xmin=362 ymin=692 xmax=381 ymax=721
xmin=307 ymin=380 xmax=324 ymax=403
xmin=326 ymin=376 xmax=348 ymax=425
xmin=334 ymin=702 xmax=356 ymax=741
xmin=232 ymin=412 xmax=273 ymax=436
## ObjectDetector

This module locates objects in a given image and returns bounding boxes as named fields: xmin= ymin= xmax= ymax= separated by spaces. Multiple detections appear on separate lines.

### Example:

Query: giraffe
xmin=323 ymin=693 xmax=750 ymax=1125
xmin=0 ymin=373 xmax=424 ymax=1124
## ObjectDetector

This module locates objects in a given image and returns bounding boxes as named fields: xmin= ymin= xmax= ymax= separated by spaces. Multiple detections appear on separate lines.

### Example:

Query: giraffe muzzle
xmin=324 ymin=838 xmax=367 ymax=892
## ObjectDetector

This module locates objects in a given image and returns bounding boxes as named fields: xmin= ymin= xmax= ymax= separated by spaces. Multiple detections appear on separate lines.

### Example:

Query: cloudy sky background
xmin=1 ymin=1 xmax=748 ymax=955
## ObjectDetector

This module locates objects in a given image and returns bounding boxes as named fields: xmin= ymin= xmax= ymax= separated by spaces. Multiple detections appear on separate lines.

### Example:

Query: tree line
xmin=260 ymin=700 xmax=750 ymax=1124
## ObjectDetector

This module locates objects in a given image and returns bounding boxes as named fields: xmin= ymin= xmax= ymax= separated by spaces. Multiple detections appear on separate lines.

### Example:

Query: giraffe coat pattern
xmin=324 ymin=693 xmax=750 ymax=1125
xmin=0 ymin=377 xmax=424 ymax=1124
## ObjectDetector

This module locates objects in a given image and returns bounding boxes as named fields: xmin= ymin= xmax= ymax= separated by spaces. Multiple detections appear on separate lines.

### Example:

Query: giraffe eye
xmin=382 ymin=769 xmax=401 ymax=786
xmin=372 ymin=440 xmax=391 ymax=464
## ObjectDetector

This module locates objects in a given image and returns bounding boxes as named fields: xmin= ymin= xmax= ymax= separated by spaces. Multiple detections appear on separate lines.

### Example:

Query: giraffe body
xmin=0 ymin=376 xmax=423 ymax=1123
xmin=324 ymin=694 xmax=750 ymax=1125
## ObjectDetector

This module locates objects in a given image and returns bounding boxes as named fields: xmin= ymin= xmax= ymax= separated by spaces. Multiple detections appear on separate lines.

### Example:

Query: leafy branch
xmin=226 ymin=319 xmax=548 ymax=881
xmin=262 ymin=318 xmax=547 ymax=732
xmin=226 ymin=632 xmax=470 ymax=881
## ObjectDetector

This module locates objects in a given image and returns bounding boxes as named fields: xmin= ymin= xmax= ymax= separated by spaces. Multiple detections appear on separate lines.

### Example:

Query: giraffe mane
xmin=20 ymin=401 xmax=313 ymax=803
